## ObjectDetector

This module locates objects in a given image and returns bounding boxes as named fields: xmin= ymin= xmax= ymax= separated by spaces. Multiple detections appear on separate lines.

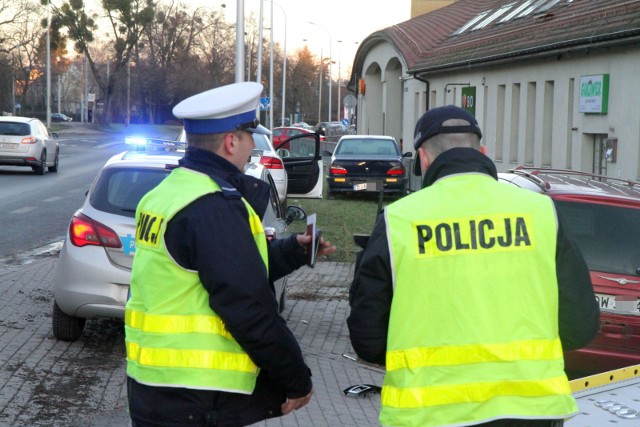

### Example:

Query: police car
xmin=52 ymin=142 xmax=304 ymax=341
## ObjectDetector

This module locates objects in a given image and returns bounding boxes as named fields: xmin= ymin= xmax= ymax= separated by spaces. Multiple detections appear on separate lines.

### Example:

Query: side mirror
xmin=321 ymin=150 xmax=332 ymax=157
xmin=51 ymin=132 xmax=60 ymax=139
xmin=277 ymin=148 xmax=290 ymax=158
xmin=285 ymin=205 xmax=307 ymax=225
xmin=402 ymin=152 xmax=413 ymax=158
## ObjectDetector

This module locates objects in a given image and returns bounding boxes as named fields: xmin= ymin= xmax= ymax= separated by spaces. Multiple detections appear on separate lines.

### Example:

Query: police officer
xmin=126 ymin=82 xmax=334 ymax=426
xmin=347 ymin=105 xmax=599 ymax=427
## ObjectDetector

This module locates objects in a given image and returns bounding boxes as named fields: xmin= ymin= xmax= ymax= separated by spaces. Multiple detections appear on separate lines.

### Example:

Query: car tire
xmin=48 ymin=150 xmax=59 ymax=173
xmin=52 ymin=301 xmax=86 ymax=341
xmin=33 ymin=151 xmax=47 ymax=175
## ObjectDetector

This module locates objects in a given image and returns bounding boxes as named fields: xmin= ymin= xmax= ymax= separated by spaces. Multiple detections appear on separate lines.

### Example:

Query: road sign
xmin=260 ymin=97 xmax=270 ymax=111
xmin=343 ymin=94 xmax=357 ymax=108
xmin=342 ymin=118 xmax=349 ymax=127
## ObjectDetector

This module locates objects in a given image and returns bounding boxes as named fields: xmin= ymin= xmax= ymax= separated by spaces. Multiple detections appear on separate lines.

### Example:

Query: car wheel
xmin=48 ymin=150 xmax=59 ymax=173
xmin=52 ymin=301 xmax=86 ymax=341
xmin=32 ymin=151 xmax=47 ymax=175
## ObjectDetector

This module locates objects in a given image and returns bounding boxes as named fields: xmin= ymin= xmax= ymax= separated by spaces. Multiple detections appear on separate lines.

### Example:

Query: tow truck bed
xmin=566 ymin=364 xmax=640 ymax=425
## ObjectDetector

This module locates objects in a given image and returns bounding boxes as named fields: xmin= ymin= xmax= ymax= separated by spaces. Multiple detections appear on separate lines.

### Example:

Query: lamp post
xmin=268 ymin=0 xmax=273 ymax=129
xmin=46 ymin=0 xmax=51 ymax=127
xmin=336 ymin=40 xmax=342 ymax=122
xmin=308 ymin=22 xmax=331 ymax=123
xmin=126 ymin=61 xmax=135 ymax=126
xmin=236 ymin=0 xmax=245 ymax=82
xmin=268 ymin=0 xmax=286 ymax=127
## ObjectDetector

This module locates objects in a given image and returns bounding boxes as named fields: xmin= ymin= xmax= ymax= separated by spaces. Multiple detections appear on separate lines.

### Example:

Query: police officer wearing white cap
xmin=348 ymin=105 xmax=598 ymax=427
xmin=126 ymin=82 xmax=333 ymax=426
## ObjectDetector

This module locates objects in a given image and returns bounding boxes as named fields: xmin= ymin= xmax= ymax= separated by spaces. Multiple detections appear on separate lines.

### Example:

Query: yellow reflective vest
xmin=125 ymin=167 xmax=268 ymax=394
xmin=381 ymin=173 xmax=577 ymax=427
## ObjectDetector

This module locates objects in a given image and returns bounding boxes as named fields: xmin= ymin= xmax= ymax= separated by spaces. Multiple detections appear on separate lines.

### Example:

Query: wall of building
xmin=420 ymin=46 xmax=640 ymax=182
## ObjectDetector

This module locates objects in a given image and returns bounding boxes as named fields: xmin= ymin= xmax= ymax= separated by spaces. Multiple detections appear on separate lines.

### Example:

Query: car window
xmin=90 ymin=167 xmax=170 ymax=218
xmin=272 ymin=129 xmax=284 ymax=137
xmin=0 ymin=122 xmax=30 ymax=136
xmin=336 ymin=138 xmax=399 ymax=156
xmin=289 ymin=136 xmax=316 ymax=158
xmin=252 ymin=133 xmax=274 ymax=152
xmin=555 ymin=201 xmax=640 ymax=276
xmin=36 ymin=121 xmax=49 ymax=137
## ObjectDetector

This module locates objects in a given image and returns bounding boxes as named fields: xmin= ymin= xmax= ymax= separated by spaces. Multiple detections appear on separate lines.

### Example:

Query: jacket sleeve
xmin=268 ymin=234 xmax=307 ymax=281
xmin=166 ymin=194 xmax=312 ymax=398
xmin=555 ymin=217 xmax=600 ymax=350
xmin=347 ymin=214 xmax=393 ymax=366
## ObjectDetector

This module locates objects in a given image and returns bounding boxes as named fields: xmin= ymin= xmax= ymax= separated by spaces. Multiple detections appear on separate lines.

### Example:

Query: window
xmin=499 ymin=0 xmax=535 ymax=22
xmin=473 ymin=3 xmax=515 ymax=30
xmin=555 ymin=201 xmax=640 ymax=276
xmin=91 ymin=168 xmax=169 ymax=217
xmin=452 ymin=11 xmax=490 ymax=36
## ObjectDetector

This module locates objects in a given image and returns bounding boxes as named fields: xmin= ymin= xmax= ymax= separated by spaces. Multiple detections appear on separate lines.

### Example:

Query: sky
xmin=205 ymin=0 xmax=412 ymax=79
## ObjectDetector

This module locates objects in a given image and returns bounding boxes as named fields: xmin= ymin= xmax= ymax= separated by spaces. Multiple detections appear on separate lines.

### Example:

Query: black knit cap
xmin=413 ymin=105 xmax=483 ymax=175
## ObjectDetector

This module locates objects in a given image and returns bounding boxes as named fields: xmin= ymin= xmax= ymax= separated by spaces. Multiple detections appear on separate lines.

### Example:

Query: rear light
xmin=260 ymin=156 xmax=284 ymax=169
xmin=21 ymin=136 xmax=37 ymax=144
xmin=387 ymin=166 xmax=405 ymax=176
xmin=330 ymin=165 xmax=347 ymax=175
xmin=69 ymin=212 xmax=122 ymax=248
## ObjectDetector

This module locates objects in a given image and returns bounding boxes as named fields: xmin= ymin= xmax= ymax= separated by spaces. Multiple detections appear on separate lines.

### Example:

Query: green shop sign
xmin=461 ymin=87 xmax=476 ymax=115
xmin=579 ymin=74 xmax=609 ymax=114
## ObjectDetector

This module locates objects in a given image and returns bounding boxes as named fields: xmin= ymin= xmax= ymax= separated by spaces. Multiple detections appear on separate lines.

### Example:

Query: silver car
xmin=0 ymin=116 xmax=60 ymax=174
xmin=52 ymin=146 xmax=302 ymax=341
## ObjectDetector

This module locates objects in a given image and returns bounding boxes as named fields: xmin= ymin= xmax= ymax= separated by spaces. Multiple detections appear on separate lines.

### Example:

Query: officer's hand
xmin=296 ymin=233 xmax=337 ymax=257
xmin=281 ymin=389 xmax=313 ymax=414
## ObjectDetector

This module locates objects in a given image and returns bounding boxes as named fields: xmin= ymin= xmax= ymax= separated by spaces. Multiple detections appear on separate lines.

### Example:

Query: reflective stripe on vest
xmin=381 ymin=174 xmax=576 ymax=427
xmin=125 ymin=167 xmax=266 ymax=393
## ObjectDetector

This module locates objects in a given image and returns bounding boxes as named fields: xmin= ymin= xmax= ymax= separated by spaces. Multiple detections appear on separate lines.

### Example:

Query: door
xmin=275 ymin=133 xmax=323 ymax=198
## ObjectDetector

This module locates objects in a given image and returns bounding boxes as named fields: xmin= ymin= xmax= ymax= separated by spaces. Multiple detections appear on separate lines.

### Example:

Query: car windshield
xmin=0 ymin=122 xmax=30 ymax=136
xmin=90 ymin=167 xmax=170 ymax=218
xmin=336 ymin=138 xmax=399 ymax=156
xmin=555 ymin=201 xmax=640 ymax=276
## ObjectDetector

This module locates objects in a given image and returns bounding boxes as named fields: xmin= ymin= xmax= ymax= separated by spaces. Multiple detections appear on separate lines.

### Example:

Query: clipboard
xmin=305 ymin=213 xmax=322 ymax=268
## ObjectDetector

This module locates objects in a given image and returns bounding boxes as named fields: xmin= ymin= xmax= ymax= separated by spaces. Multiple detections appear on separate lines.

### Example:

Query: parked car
xmin=327 ymin=135 xmax=409 ymax=195
xmin=179 ymin=128 xmax=325 ymax=201
xmin=291 ymin=121 xmax=313 ymax=130
xmin=52 ymin=145 xmax=304 ymax=341
xmin=178 ymin=129 xmax=288 ymax=205
xmin=0 ymin=116 xmax=59 ymax=175
xmin=272 ymin=126 xmax=324 ymax=148
xmin=499 ymin=167 xmax=640 ymax=373
xmin=315 ymin=121 xmax=347 ymax=137
xmin=51 ymin=113 xmax=73 ymax=122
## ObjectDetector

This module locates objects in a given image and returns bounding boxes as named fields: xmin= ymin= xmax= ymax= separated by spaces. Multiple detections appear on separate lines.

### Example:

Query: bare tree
xmin=54 ymin=0 xmax=154 ymax=123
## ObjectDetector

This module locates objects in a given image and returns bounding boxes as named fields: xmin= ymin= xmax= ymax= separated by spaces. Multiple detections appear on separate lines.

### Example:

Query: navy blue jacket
xmin=128 ymin=147 xmax=311 ymax=427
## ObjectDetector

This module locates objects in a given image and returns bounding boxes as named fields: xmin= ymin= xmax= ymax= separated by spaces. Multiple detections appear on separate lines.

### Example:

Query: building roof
xmin=353 ymin=0 xmax=640 ymax=80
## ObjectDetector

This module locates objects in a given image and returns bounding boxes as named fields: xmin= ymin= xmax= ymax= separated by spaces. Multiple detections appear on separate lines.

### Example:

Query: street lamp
xmin=304 ymin=39 xmax=323 ymax=124
xmin=268 ymin=0 xmax=286 ymax=127
xmin=46 ymin=0 xmax=51 ymax=127
xmin=308 ymin=21 xmax=331 ymax=123
xmin=126 ymin=61 xmax=135 ymax=126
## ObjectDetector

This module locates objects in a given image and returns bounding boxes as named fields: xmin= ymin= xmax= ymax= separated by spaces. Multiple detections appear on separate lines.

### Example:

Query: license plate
xmin=0 ymin=143 xmax=16 ymax=150
xmin=353 ymin=181 xmax=377 ymax=192
xmin=595 ymin=293 xmax=640 ymax=313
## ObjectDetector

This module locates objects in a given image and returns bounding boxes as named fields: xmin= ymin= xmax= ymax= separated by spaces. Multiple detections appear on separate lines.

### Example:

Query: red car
xmin=499 ymin=167 xmax=640 ymax=374
xmin=272 ymin=126 xmax=324 ymax=150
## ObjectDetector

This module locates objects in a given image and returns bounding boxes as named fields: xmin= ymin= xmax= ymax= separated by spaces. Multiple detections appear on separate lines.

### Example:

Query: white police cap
xmin=172 ymin=82 xmax=270 ymax=135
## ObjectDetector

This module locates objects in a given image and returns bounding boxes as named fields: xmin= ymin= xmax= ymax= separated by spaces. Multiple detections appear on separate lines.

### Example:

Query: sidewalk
xmin=0 ymin=256 xmax=384 ymax=426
